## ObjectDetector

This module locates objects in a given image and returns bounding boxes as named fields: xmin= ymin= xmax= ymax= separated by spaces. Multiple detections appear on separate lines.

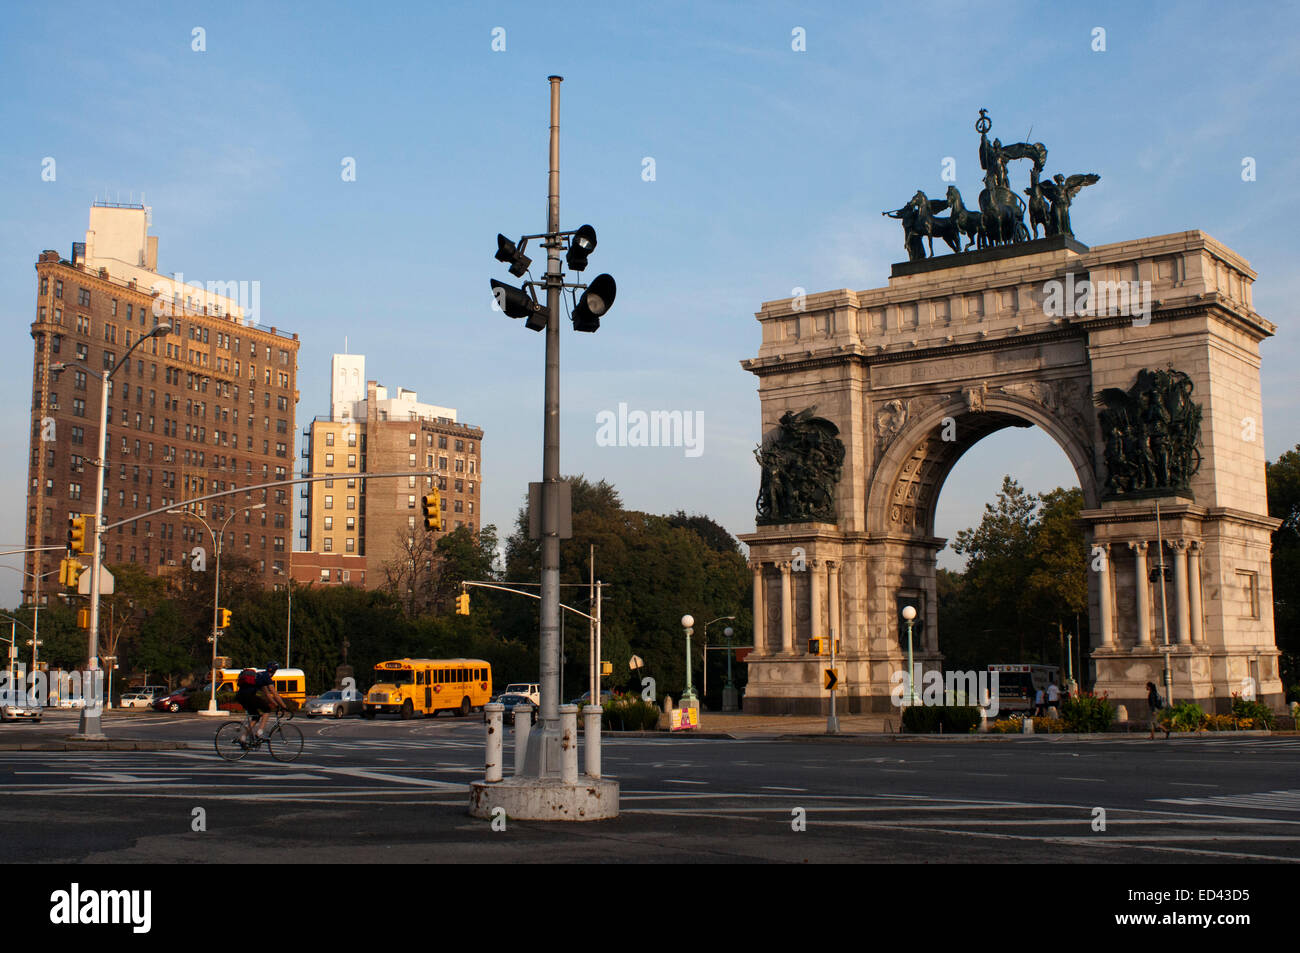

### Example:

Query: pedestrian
xmin=1146 ymin=681 xmax=1168 ymax=739
xmin=1047 ymin=679 xmax=1061 ymax=714
xmin=1034 ymin=686 xmax=1045 ymax=717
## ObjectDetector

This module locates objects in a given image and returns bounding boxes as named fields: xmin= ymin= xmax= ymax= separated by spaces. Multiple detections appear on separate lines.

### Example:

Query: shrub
xmin=1230 ymin=693 xmax=1273 ymax=729
xmin=1033 ymin=716 xmax=1066 ymax=733
xmin=1158 ymin=701 xmax=1206 ymax=732
xmin=990 ymin=718 xmax=1023 ymax=734
xmin=1059 ymin=691 xmax=1115 ymax=733
xmin=901 ymin=705 xmax=981 ymax=733
xmin=602 ymin=692 xmax=660 ymax=731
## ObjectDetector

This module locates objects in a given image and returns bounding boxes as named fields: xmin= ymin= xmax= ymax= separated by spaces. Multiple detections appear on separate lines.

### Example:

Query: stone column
xmin=750 ymin=561 xmax=765 ymax=655
xmin=1170 ymin=539 xmax=1191 ymax=645
xmin=807 ymin=559 xmax=822 ymax=653
xmin=828 ymin=561 xmax=841 ymax=649
xmin=1097 ymin=543 xmax=1115 ymax=647
xmin=1129 ymin=541 xmax=1152 ymax=646
xmin=1188 ymin=542 xmax=1204 ymax=644
xmin=779 ymin=561 xmax=793 ymax=654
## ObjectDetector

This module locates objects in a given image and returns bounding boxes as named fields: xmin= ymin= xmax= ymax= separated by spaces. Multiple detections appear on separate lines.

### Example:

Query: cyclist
xmin=236 ymin=662 xmax=288 ymax=744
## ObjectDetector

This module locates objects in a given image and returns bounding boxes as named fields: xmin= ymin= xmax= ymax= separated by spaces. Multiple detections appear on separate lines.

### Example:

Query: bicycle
xmin=214 ymin=707 xmax=303 ymax=762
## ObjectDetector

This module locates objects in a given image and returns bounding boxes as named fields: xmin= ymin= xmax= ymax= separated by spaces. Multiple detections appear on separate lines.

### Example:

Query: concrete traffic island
xmin=469 ymin=776 xmax=620 ymax=821
xmin=469 ymin=703 xmax=619 ymax=821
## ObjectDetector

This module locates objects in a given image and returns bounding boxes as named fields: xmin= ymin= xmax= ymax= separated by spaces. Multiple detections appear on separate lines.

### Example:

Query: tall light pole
xmin=721 ymin=626 xmax=739 ymax=711
xmin=472 ymin=75 xmax=620 ymax=820
xmin=171 ymin=502 xmax=264 ymax=715
xmin=698 ymin=615 xmax=735 ymax=708
xmin=60 ymin=321 xmax=171 ymax=740
xmin=902 ymin=604 xmax=918 ymax=707
xmin=274 ymin=565 xmax=292 ymax=667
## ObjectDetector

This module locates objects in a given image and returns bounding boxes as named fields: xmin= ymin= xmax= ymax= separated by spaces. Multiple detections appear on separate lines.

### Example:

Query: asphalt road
xmin=3 ymin=711 xmax=1298 ymax=863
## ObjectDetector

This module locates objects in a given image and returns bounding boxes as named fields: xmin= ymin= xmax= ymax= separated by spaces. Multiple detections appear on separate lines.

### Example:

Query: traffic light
xmin=217 ymin=608 xmax=232 ymax=629
xmin=422 ymin=490 xmax=443 ymax=532
xmin=571 ymin=274 xmax=617 ymax=332
xmin=76 ymin=608 xmax=90 ymax=629
xmin=59 ymin=558 xmax=85 ymax=589
xmin=67 ymin=516 xmax=87 ymax=554
xmin=490 ymin=279 xmax=547 ymax=331
xmin=456 ymin=592 xmax=470 ymax=616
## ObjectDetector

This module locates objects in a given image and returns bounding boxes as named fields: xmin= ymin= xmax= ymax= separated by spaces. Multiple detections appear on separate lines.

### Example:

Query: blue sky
xmin=2 ymin=1 xmax=1298 ymax=605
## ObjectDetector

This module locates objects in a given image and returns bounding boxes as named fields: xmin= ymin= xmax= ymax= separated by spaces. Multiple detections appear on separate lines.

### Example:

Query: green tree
xmin=946 ymin=477 xmax=1089 ymax=671
xmin=1266 ymin=445 xmax=1300 ymax=694
xmin=502 ymin=476 xmax=750 ymax=702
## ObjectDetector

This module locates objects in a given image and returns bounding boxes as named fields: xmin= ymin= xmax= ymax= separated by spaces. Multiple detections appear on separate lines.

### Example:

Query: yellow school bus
xmin=214 ymin=667 xmax=307 ymax=707
xmin=363 ymin=658 xmax=492 ymax=719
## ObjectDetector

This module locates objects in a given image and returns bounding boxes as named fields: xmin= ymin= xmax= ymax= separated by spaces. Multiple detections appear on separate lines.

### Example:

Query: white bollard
xmin=514 ymin=705 xmax=532 ymax=776
xmin=1116 ymin=703 xmax=1129 ymax=723
xmin=484 ymin=703 xmax=504 ymax=783
xmin=559 ymin=704 xmax=579 ymax=785
xmin=978 ymin=709 xmax=989 ymax=734
xmin=1022 ymin=715 xmax=1034 ymax=734
xmin=583 ymin=704 xmax=602 ymax=779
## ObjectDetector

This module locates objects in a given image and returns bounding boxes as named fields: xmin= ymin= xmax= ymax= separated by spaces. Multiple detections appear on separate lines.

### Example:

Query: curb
xmin=0 ymin=741 xmax=208 ymax=751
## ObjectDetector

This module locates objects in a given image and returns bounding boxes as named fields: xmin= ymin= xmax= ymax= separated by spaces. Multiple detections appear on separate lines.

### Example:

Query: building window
xmin=347 ymin=496 xmax=355 ymax=510
xmin=409 ymin=432 xmax=416 ymax=447
xmin=347 ymin=431 xmax=357 ymax=447
xmin=324 ymin=517 xmax=333 ymax=530
xmin=324 ymin=495 xmax=333 ymax=509
xmin=347 ymin=454 xmax=356 ymax=468
xmin=345 ymin=538 xmax=355 ymax=553
xmin=325 ymin=453 xmax=334 ymax=467
xmin=408 ymin=495 xmax=416 ymax=509
xmin=326 ymin=432 xmax=334 ymax=446
xmin=438 ymin=436 xmax=447 ymax=449
xmin=320 ymin=569 xmax=330 ymax=582
xmin=346 ymin=517 xmax=355 ymax=530
xmin=323 ymin=537 xmax=333 ymax=552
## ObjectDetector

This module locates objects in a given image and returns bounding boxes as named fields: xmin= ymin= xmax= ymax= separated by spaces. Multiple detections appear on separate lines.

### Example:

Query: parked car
xmin=304 ymin=690 xmax=364 ymax=719
xmin=55 ymin=696 xmax=87 ymax=709
xmin=568 ymin=690 xmax=614 ymax=707
xmin=503 ymin=683 xmax=541 ymax=705
xmin=486 ymin=693 xmax=537 ymax=725
xmin=1 ymin=703 xmax=42 ymax=722
xmin=119 ymin=692 xmax=154 ymax=709
xmin=153 ymin=689 xmax=193 ymax=712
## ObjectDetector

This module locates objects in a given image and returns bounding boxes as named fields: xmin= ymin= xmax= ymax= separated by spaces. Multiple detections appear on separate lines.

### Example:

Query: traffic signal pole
xmin=72 ymin=368 xmax=111 ymax=740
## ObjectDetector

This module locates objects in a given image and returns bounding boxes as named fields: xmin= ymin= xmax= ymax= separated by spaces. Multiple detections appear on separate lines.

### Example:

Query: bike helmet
xmin=266 ymin=661 xmax=280 ymax=674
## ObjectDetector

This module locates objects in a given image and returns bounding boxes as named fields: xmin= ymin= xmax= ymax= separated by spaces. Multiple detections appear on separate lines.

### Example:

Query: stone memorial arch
xmin=738 ymin=231 xmax=1281 ymax=714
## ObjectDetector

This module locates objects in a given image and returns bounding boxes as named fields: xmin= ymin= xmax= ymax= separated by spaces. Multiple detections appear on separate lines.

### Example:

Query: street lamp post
xmin=171 ymin=502 xmax=265 ymax=715
xmin=902 ymin=605 xmax=918 ymax=707
xmin=274 ymin=566 xmax=292 ymax=667
xmin=680 ymin=615 xmax=697 ymax=707
xmin=696 ymin=615 xmax=735 ymax=710
xmin=59 ymin=322 xmax=172 ymax=740
xmin=721 ymin=626 xmax=738 ymax=712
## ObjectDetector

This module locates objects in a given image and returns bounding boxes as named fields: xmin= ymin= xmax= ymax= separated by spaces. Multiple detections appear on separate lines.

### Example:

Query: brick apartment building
xmin=24 ymin=203 xmax=300 ymax=604
xmin=294 ymin=353 xmax=483 ymax=588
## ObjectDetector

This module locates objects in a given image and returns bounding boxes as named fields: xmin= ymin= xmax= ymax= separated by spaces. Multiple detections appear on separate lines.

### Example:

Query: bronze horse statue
xmin=944 ymin=187 xmax=985 ymax=251
xmin=906 ymin=190 xmax=962 ymax=257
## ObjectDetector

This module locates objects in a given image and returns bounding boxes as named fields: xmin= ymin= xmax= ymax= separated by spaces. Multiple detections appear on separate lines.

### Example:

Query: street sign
xmin=77 ymin=566 xmax=114 ymax=596
xmin=824 ymin=668 xmax=840 ymax=691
